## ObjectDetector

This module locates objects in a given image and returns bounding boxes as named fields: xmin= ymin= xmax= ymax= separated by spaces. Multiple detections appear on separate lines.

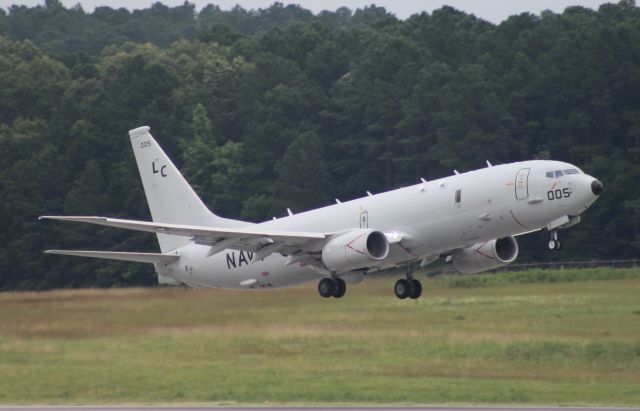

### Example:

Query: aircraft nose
xmin=591 ymin=179 xmax=603 ymax=196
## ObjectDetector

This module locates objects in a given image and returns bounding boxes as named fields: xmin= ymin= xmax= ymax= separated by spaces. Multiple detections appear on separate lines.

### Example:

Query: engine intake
xmin=452 ymin=236 xmax=518 ymax=274
xmin=322 ymin=229 xmax=389 ymax=272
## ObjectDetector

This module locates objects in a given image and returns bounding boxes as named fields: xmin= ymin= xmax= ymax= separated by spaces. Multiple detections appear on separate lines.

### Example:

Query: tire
xmin=318 ymin=278 xmax=334 ymax=298
xmin=408 ymin=279 xmax=422 ymax=299
xmin=394 ymin=279 xmax=410 ymax=299
xmin=332 ymin=278 xmax=346 ymax=298
xmin=554 ymin=240 xmax=562 ymax=251
xmin=548 ymin=240 xmax=557 ymax=251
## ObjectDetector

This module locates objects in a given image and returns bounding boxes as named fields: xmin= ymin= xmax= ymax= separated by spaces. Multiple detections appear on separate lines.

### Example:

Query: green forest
xmin=0 ymin=0 xmax=639 ymax=290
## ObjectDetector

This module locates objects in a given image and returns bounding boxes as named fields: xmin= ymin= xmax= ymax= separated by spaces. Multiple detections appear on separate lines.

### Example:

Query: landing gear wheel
xmin=548 ymin=231 xmax=561 ymax=251
xmin=394 ymin=279 xmax=410 ymax=299
xmin=332 ymin=278 xmax=346 ymax=298
xmin=408 ymin=279 xmax=422 ymax=299
xmin=318 ymin=278 xmax=334 ymax=298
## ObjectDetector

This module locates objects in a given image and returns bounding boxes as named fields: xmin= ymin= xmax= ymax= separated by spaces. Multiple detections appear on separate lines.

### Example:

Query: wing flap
xmin=44 ymin=250 xmax=179 ymax=264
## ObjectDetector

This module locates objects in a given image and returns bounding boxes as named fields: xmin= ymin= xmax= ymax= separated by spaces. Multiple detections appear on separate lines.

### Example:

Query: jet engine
xmin=322 ymin=229 xmax=389 ymax=272
xmin=452 ymin=236 xmax=518 ymax=274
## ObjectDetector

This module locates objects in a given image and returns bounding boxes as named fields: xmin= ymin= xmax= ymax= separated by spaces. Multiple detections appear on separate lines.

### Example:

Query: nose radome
xmin=591 ymin=179 xmax=603 ymax=196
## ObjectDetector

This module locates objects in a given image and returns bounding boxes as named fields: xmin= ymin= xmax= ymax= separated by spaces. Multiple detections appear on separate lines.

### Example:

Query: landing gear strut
xmin=548 ymin=230 xmax=562 ymax=251
xmin=394 ymin=264 xmax=422 ymax=299
xmin=318 ymin=277 xmax=346 ymax=298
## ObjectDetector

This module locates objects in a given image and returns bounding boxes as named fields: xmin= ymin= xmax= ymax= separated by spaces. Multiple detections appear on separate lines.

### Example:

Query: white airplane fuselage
xmin=158 ymin=160 xmax=600 ymax=290
xmin=42 ymin=127 xmax=603 ymax=298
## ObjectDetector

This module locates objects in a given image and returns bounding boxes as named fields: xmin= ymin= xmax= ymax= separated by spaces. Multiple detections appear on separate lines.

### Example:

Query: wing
xmin=40 ymin=216 xmax=326 ymax=261
xmin=44 ymin=250 xmax=179 ymax=264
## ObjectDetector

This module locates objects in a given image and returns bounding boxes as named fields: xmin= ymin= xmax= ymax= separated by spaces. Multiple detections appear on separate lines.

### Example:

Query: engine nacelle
xmin=452 ymin=236 xmax=518 ymax=274
xmin=322 ymin=229 xmax=389 ymax=272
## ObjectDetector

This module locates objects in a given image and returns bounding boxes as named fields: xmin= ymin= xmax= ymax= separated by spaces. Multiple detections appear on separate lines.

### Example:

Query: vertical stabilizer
xmin=129 ymin=126 xmax=247 ymax=252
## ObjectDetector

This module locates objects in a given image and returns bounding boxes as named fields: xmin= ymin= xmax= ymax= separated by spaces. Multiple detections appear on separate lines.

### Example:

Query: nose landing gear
xmin=548 ymin=231 xmax=562 ymax=251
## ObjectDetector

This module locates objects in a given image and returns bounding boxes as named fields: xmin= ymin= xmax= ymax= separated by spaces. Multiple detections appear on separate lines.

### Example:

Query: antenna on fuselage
xmin=453 ymin=170 xmax=460 ymax=175
xmin=486 ymin=160 xmax=493 ymax=167
xmin=420 ymin=178 xmax=427 ymax=183
xmin=287 ymin=208 xmax=293 ymax=216
xmin=335 ymin=199 xmax=341 ymax=204
xmin=366 ymin=191 xmax=372 ymax=196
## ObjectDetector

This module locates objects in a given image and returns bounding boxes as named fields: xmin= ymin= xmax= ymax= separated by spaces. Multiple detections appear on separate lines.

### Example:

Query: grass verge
xmin=435 ymin=267 xmax=640 ymax=287
xmin=0 ymin=269 xmax=639 ymax=405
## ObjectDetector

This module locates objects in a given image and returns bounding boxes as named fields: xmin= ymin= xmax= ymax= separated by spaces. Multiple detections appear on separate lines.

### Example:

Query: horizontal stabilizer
xmin=44 ymin=250 xmax=179 ymax=264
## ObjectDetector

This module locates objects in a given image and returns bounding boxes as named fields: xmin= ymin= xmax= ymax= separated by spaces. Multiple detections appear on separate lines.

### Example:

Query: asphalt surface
xmin=1 ymin=407 xmax=639 ymax=411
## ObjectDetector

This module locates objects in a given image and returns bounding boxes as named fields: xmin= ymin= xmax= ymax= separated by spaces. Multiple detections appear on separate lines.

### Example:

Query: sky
xmin=0 ymin=0 xmax=615 ymax=23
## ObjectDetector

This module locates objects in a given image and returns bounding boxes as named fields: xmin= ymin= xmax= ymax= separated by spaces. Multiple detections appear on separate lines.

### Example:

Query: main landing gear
xmin=548 ymin=230 xmax=562 ymax=251
xmin=394 ymin=264 xmax=422 ymax=299
xmin=318 ymin=277 xmax=346 ymax=298
xmin=394 ymin=278 xmax=422 ymax=299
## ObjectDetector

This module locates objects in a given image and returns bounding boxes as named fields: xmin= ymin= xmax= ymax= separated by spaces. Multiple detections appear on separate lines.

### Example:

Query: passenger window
xmin=545 ymin=172 xmax=554 ymax=178
xmin=455 ymin=189 xmax=462 ymax=203
xmin=563 ymin=169 xmax=579 ymax=175
xmin=554 ymin=170 xmax=564 ymax=178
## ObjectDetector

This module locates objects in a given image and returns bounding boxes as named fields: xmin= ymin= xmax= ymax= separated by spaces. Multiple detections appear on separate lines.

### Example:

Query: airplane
xmin=40 ymin=126 xmax=603 ymax=299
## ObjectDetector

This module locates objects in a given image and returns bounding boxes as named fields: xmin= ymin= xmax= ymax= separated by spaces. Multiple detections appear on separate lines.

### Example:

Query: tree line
xmin=0 ymin=0 xmax=639 ymax=290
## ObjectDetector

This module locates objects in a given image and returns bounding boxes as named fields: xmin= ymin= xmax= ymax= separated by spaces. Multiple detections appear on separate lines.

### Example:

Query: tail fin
xmin=129 ymin=126 xmax=247 ymax=252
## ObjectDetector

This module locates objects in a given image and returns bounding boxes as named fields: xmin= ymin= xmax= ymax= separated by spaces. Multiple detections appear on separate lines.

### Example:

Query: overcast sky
xmin=1 ymin=0 xmax=615 ymax=23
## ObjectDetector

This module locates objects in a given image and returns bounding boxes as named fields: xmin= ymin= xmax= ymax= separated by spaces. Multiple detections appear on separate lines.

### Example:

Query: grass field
xmin=0 ymin=269 xmax=639 ymax=405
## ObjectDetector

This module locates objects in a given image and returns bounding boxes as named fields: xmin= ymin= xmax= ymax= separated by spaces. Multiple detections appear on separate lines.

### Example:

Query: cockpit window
xmin=546 ymin=168 xmax=580 ymax=178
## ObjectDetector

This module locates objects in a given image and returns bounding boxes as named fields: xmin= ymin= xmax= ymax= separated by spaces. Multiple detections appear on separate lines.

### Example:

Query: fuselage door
xmin=359 ymin=211 xmax=369 ymax=228
xmin=515 ymin=168 xmax=530 ymax=200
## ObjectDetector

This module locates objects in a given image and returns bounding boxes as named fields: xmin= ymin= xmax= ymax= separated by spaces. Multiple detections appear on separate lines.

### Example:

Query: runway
xmin=1 ymin=407 xmax=639 ymax=411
